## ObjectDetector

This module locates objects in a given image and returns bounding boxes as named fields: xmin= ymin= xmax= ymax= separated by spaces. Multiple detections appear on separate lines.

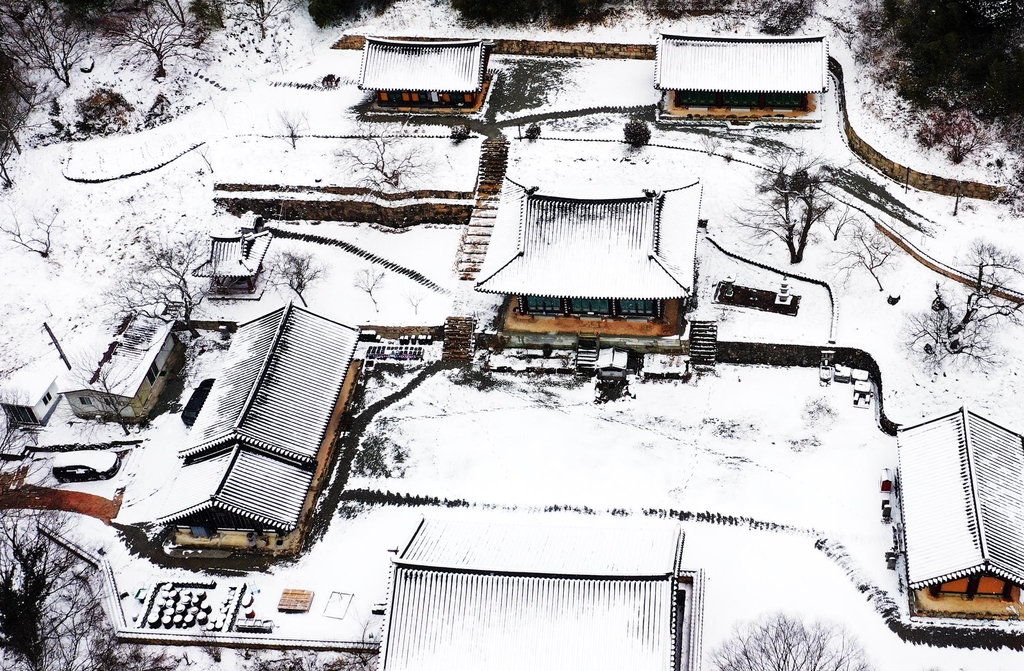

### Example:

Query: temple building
xmin=359 ymin=37 xmax=493 ymax=111
xmin=655 ymin=34 xmax=828 ymax=121
xmin=475 ymin=179 xmax=702 ymax=339
xmin=897 ymin=405 xmax=1024 ymax=618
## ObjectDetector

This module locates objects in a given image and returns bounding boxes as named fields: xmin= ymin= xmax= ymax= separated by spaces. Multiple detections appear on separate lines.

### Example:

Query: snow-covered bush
xmin=450 ymin=123 xmax=471 ymax=143
xmin=524 ymin=122 xmax=541 ymax=140
xmin=803 ymin=396 xmax=837 ymax=426
xmin=756 ymin=0 xmax=814 ymax=35
xmin=74 ymin=88 xmax=134 ymax=136
xmin=623 ymin=119 xmax=651 ymax=147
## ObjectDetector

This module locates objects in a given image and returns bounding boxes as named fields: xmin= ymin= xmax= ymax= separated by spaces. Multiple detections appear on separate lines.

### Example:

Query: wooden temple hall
xmin=358 ymin=37 xmax=493 ymax=110
xmin=654 ymin=34 xmax=828 ymax=120
xmin=475 ymin=179 xmax=702 ymax=337
xmin=897 ymin=406 xmax=1024 ymax=618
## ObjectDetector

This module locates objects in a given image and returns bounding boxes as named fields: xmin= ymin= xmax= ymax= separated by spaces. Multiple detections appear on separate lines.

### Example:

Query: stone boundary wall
xmin=871 ymin=219 xmax=1024 ymax=304
xmin=332 ymin=34 xmax=655 ymax=59
xmin=828 ymin=58 xmax=1004 ymax=201
xmin=215 ymin=183 xmax=473 ymax=202
xmin=215 ymin=195 xmax=473 ymax=227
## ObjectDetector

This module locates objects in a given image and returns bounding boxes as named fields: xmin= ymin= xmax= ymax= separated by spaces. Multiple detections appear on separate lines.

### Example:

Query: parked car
xmin=52 ymin=450 xmax=121 ymax=483
xmin=181 ymin=378 xmax=215 ymax=427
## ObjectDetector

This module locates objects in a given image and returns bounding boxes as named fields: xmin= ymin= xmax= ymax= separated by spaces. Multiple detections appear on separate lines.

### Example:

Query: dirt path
xmin=0 ymin=484 xmax=123 ymax=523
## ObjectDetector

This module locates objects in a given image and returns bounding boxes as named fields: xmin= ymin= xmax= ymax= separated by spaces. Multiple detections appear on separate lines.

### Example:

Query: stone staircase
xmin=688 ymin=321 xmax=718 ymax=368
xmin=456 ymin=138 xmax=510 ymax=281
xmin=441 ymin=317 xmax=476 ymax=362
xmin=576 ymin=335 xmax=600 ymax=372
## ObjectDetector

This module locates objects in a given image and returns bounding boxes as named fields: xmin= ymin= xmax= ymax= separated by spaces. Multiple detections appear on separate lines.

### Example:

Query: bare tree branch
xmin=104 ymin=231 xmax=211 ymax=336
xmin=277 ymin=109 xmax=308 ymax=150
xmin=711 ymin=613 xmax=874 ymax=671
xmin=0 ymin=4 xmax=89 ymax=88
xmin=270 ymin=250 xmax=325 ymax=307
xmin=353 ymin=267 xmax=385 ymax=312
xmin=106 ymin=4 xmax=203 ymax=80
xmin=736 ymin=149 xmax=835 ymax=264
xmin=836 ymin=220 xmax=898 ymax=292
xmin=228 ymin=0 xmax=301 ymax=41
xmin=337 ymin=127 xmax=427 ymax=192
xmin=0 ymin=209 xmax=59 ymax=258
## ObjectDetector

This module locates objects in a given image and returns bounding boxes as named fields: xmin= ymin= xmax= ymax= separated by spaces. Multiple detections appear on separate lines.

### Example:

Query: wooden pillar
xmin=800 ymin=93 xmax=809 ymax=111
xmin=1002 ymin=580 xmax=1014 ymax=602
xmin=758 ymin=93 xmax=766 ymax=109
xmin=715 ymin=92 xmax=724 ymax=108
xmin=966 ymin=575 xmax=980 ymax=600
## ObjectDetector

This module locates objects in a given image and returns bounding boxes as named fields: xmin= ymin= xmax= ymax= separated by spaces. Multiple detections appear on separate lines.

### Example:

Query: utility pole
xmin=42 ymin=322 xmax=71 ymax=371
xmin=953 ymin=181 xmax=963 ymax=217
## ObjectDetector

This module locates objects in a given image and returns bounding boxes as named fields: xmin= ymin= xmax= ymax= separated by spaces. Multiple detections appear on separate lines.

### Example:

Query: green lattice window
xmin=676 ymin=90 xmax=717 ymax=106
xmin=723 ymin=91 xmax=761 ymax=108
xmin=765 ymin=92 xmax=804 ymax=108
xmin=570 ymin=298 xmax=611 ymax=315
xmin=619 ymin=299 xmax=657 ymax=316
xmin=525 ymin=295 xmax=562 ymax=314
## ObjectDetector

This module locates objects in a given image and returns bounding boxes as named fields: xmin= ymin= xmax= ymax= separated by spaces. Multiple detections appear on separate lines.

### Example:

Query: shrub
xmin=623 ymin=119 xmax=651 ymax=147
xmin=450 ymin=123 xmax=471 ymax=143
xmin=189 ymin=0 xmax=224 ymax=28
xmin=915 ymin=109 xmax=988 ymax=164
xmin=75 ymin=88 xmax=134 ymax=136
xmin=308 ymin=0 xmax=396 ymax=27
xmin=524 ymin=122 xmax=541 ymax=140
xmin=757 ymin=0 xmax=814 ymax=35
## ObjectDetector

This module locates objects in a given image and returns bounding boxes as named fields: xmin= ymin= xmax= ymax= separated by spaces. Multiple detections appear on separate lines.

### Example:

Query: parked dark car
xmin=181 ymin=378 xmax=215 ymax=427
xmin=53 ymin=450 xmax=121 ymax=483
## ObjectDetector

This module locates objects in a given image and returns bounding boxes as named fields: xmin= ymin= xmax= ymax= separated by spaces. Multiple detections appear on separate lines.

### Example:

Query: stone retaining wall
xmin=216 ymin=195 xmax=473 ymax=227
xmin=215 ymin=183 xmax=473 ymax=202
xmin=333 ymin=34 xmax=655 ymax=59
xmin=828 ymin=58 xmax=1004 ymax=201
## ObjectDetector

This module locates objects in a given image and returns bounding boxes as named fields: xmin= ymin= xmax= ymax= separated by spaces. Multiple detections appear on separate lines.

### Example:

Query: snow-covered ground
xmin=3 ymin=1 xmax=1024 ymax=669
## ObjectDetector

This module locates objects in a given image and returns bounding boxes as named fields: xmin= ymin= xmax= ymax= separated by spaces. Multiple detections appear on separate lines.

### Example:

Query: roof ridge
xmin=233 ymin=303 xmax=294 ymax=432
xmin=961 ymin=404 xmax=990 ymax=562
xmin=212 ymin=445 xmax=243 ymax=501
xmin=392 ymin=558 xmax=674 ymax=580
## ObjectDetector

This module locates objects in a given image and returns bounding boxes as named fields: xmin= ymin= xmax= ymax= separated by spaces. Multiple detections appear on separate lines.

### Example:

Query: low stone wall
xmin=215 ymin=195 xmax=473 ymax=227
xmin=215 ymin=183 xmax=473 ymax=202
xmin=829 ymin=58 xmax=1004 ymax=201
xmin=333 ymin=34 xmax=655 ymax=59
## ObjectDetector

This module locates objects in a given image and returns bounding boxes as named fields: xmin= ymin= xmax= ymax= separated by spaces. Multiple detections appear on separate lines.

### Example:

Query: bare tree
xmin=0 ymin=50 xmax=46 ymax=188
xmin=105 ymin=231 xmax=211 ymax=337
xmin=0 ymin=210 xmax=59 ymax=258
xmin=0 ymin=4 xmax=89 ymax=88
xmin=404 ymin=289 xmax=425 ymax=315
xmin=836 ymin=221 xmax=898 ymax=291
xmin=824 ymin=203 xmax=858 ymax=242
xmin=711 ymin=613 xmax=874 ymax=671
xmin=699 ymin=134 xmax=722 ymax=156
xmin=0 ymin=390 xmax=31 ymax=457
xmin=229 ymin=0 xmax=301 ymax=41
xmin=278 ymin=110 xmax=308 ymax=150
xmin=738 ymin=150 xmax=834 ymax=264
xmin=354 ymin=267 xmax=385 ymax=312
xmin=0 ymin=511 xmax=99 ymax=671
xmin=338 ymin=128 xmax=427 ymax=191
xmin=106 ymin=4 xmax=201 ymax=80
xmin=916 ymin=109 xmax=990 ymax=165
xmin=904 ymin=241 xmax=1024 ymax=367
xmin=272 ymin=250 xmax=325 ymax=307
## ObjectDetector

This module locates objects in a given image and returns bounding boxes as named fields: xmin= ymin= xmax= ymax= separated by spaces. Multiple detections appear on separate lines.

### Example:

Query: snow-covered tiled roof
xmin=0 ymin=360 xmax=59 ymax=406
xmin=359 ymin=38 xmax=490 ymax=93
xmin=158 ymin=447 xmax=314 ymax=531
xmin=193 ymin=231 xmax=272 ymax=279
xmin=897 ymin=406 xmax=1024 ymax=588
xmin=182 ymin=303 xmax=360 ymax=464
xmin=654 ymin=34 xmax=828 ymax=93
xmin=381 ymin=519 xmax=684 ymax=671
xmin=475 ymin=180 xmax=701 ymax=300
xmin=399 ymin=518 xmax=682 ymax=576
xmin=63 ymin=315 xmax=174 ymax=399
